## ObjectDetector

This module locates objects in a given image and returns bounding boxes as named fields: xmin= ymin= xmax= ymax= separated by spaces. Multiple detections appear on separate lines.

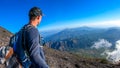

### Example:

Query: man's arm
xmin=26 ymin=28 xmax=49 ymax=68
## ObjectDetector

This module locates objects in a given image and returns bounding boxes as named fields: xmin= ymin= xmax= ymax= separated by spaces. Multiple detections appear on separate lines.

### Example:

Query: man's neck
xmin=29 ymin=20 xmax=37 ymax=27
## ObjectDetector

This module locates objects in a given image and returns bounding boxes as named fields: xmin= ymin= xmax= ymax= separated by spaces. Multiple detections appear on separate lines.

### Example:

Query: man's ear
xmin=37 ymin=16 xmax=40 ymax=20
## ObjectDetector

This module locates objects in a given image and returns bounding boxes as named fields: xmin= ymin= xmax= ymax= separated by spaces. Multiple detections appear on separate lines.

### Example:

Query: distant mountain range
xmin=42 ymin=27 xmax=120 ymax=51
xmin=40 ymin=29 xmax=62 ymax=38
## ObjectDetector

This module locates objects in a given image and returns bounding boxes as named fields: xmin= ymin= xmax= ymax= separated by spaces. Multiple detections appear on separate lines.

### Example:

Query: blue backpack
xmin=9 ymin=25 xmax=32 ymax=68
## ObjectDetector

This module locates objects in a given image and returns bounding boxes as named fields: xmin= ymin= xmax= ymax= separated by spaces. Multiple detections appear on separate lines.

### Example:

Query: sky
xmin=0 ymin=0 xmax=120 ymax=33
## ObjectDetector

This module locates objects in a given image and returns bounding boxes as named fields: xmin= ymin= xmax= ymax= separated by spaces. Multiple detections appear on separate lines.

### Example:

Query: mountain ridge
xmin=44 ymin=27 xmax=120 ymax=50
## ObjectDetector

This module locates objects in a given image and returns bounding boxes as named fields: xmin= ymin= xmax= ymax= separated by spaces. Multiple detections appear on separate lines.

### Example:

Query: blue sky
xmin=0 ymin=0 xmax=120 ymax=33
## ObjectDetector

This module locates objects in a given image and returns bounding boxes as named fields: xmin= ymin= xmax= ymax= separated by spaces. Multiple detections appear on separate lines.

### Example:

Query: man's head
xmin=29 ymin=7 xmax=43 ymax=27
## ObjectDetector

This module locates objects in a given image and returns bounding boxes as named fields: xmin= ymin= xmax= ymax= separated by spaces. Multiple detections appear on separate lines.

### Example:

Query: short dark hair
xmin=29 ymin=7 xmax=43 ymax=20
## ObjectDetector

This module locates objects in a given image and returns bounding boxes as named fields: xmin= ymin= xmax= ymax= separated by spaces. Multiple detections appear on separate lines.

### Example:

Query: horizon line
xmin=39 ymin=20 xmax=120 ymax=31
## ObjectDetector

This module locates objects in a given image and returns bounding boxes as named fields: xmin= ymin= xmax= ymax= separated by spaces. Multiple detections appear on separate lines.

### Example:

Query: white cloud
xmin=91 ymin=39 xmax=112 ymax=49
xmin=82 ymin=20 xmax=120 ymax=28
xmin=105 ymin=40 xmax=120 ymax=64
xmin=66 ymin=20 xmax=120 ymax=28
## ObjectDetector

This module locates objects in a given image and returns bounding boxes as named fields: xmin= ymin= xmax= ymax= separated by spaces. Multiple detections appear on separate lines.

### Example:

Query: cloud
xmin=91 ymin=39 xmax=112 ymax=49
xmin=105 ymin=40 xmax=120 ymax=64
xmin=39 ymin=20 xmax=120 ymax=31
xmin=69 ymin=20 xmax=120 ymax=28
xmin=82 ymin=20 xmax=120 ymax=28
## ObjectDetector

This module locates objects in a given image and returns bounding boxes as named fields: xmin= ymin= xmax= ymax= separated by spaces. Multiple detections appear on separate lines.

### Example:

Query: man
xmin=16 ymin=7 xmax=49 ymax=68
xmin=25 ymin=7 xmax=49 ymax=68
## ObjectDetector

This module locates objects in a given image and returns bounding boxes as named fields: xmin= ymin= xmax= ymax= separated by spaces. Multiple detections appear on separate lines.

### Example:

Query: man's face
xmin=37 ymin=15 xmax=42 ymax=26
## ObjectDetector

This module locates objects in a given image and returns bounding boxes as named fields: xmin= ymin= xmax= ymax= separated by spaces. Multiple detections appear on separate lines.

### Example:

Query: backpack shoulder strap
xmin=22 ymin=24 xmax=33 ymax=56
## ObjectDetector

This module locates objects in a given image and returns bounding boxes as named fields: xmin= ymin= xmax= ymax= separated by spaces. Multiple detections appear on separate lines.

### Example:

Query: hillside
xmin=44 ymin=27 xmax=120 ymax=50
xmin=0 ymin=26 xmax=12 ymax=47
xmin=44 ymin=46 xmax=120 ymax=68
xmin=0 ymin=26 xmax=120 ymax=68
xmin=42 ymin=27 xmax=120 ymax=60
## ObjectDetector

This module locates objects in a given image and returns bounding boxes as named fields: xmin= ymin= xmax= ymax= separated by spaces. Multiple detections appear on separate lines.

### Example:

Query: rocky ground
xmin=44 ymin=46 xmax=120 ymax=68
xmin=0 ymin=26 xmax=12 ymax=47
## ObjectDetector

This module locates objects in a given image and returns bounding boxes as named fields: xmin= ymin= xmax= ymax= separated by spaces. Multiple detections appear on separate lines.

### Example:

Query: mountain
xmin=43 ymin=27 xmax=120 ymax=59
xmin=0 ymin=26 xmax=13 ymax=47
xmin=44 ymin=27 xmax=120 ymax=50
xmin=44 ymin=27 xmax=103 ymax=41
xmin=1 ymin=26 xmax=120 ymax=68
xmin=44 ymin=27 xmax=103 ymax=40
xmin=40 ymin=29 xmax=62 ymax=38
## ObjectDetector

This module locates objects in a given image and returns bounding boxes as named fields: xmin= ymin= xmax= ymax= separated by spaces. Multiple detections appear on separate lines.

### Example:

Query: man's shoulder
xmin=24 ymin=24 xmax=39 ymax=35
xmin=24 ymin=24 xmax=38 ymax=32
